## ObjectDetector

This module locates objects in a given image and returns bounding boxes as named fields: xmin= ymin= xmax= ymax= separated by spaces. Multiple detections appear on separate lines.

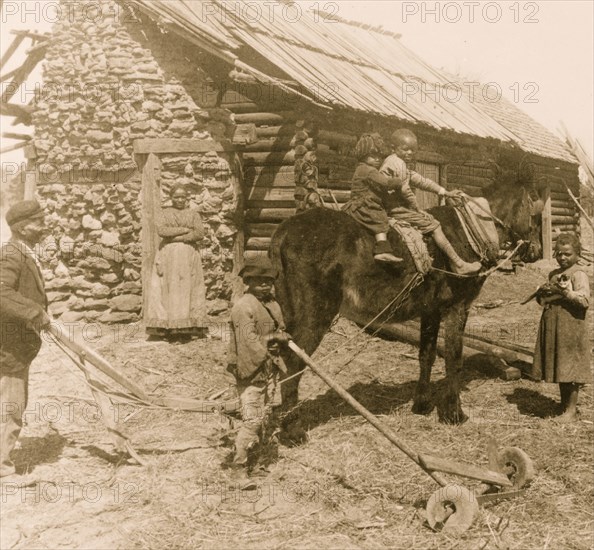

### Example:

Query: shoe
xmin=228 ymin=467 xmax=257 ymax=491
xmin=374 ymin=253 xmax=404 ymax=265
xmin=0 ymin=473 xmax=39 ymax=489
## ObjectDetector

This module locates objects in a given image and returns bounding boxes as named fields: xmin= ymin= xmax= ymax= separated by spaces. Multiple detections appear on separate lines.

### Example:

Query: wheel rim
xmin=497 ymin=447 xmax=535 ymax=489
xmin=426 ymin=484 xmax=479 ymax=534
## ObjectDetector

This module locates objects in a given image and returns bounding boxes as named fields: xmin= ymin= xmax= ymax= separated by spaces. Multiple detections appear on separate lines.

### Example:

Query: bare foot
xmin=554 ymin=411 xmax=578 ymax=423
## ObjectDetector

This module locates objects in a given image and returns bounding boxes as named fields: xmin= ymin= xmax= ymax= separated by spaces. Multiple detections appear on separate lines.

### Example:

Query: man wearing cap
xmin=1 ymin=200 xmax=50 ymax=486
xmin=227 ymin=256 xmax=290 ymax=488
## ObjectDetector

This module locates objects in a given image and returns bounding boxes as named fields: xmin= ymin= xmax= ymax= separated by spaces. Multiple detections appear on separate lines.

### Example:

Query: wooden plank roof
xmin=129 ymin=0 xmax=576 ymax=163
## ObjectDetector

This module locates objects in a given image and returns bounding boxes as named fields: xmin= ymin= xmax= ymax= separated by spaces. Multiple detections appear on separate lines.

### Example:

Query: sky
xmin=1 ymin=0 xmax=593 ymax=168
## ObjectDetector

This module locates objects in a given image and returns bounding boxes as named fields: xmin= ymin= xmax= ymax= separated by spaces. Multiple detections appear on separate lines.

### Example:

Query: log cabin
xmin=1 ymin=0 xmax=582 ymax=323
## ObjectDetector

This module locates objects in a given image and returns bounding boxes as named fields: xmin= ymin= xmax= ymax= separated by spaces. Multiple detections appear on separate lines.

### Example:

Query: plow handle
xmin=287 ymin=341 xmax=448 ymax=487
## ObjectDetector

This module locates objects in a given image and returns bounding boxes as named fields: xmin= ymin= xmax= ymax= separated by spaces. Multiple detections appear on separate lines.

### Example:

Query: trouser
xmin=0 ymin=366 xmax=29 ymax=477
xmin=234 ymin=374 xmax=280 ymax=465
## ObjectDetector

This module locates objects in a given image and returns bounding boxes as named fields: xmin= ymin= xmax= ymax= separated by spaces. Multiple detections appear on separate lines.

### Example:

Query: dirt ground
xmin=1 ymin=256 xmax=593 ymax=549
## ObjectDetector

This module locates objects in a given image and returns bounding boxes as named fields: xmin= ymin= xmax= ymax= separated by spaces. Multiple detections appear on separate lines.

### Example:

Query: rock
xmin=54 ymin=261 xmax=71 ymax=278
xmin=84 ymin=298 xmax=110 ymax=310
xmin=100 ymin=231 xmax=120 ymax=247
xmin=86 ymin=130 xmax=113 ymax=143
xmin=99 ymin=311 xmax=138 ymax=323
xmin=115 ymin=281 xmax=142 ymax=294
xmin=168 ymin=119 xmax=196 ymax=134
xmin=46 ymin=291 xmax=71 ymax=303
xmin=71 ymin=275 xmax=94 ymax=290
xmin=80 ymin=257 xmax=111 ymax=271
xmin=45 ymin=277 xmax=71 ymax=290
xmin=59 ymin=311 xmax=86 ymax=323
xmin=90 ymin=283 xmax=111 ymax=298
xmin=100 ymin=273 xmax=119 ymax=284
xmin=142 ymin=100 xmax=161 ymax=112
xmin=99 ymin=212 xmax=117 ymax=226
xmin=124 ymin=268 xmax=140 ymax=281
xmin=215 ymin=224 xmax=235 ymax=240
xmin=207 ymin=299 xmax=229 ymax=316
xmin=82 ymin=215 xmax=102 ymax=230
xmin=100 ymin=247 xmax=123 ymax=263
xmin=58 ymin=237 xmax=75 ymax=259
xmin=49 ymin=300 xmax=70 ymax=316
xmin=109 ymin=294 xmax=142 ymax=312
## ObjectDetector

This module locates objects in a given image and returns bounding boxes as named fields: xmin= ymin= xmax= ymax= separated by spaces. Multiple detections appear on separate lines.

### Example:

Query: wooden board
xmin=552 ymin=216 xmax=580 ymax=225
xmin=242 ymin=150 xmax=295 ymax=166
xmin=48 ymin=325 xmax=151 ymax=402
xmin=152 ymin=396 xmax=239 ymax=414
xmin=247 ymin=223 xmax=279 ymax=238
xmin=134 ymin=139 xmax=231 ymax=154
xmin=243 ymin=137 xmax=294 ymax=152
xmin=244 ymin=165 xmax=295 ymax=187
xmin=246 ymin=237 xmax=271 ymax=250
xmin=256 ymin=125 xmax=297 ymax=138
xmin=140 ymin=153 xmax=162 ymax=320
xmin=551 ymin=207 xmax=577 ymax=216
xmin=419 ymin=453 xmax=512 ymax=486
xmin=246 ymin=208 xmax=296 ymax=222
xmin=234 ymin=112 xmax=294 ymax=125
xmin=542 ymin=186 xmax=553 ymax=261
xmin=247 ymin=187 xmax=349 ymax=203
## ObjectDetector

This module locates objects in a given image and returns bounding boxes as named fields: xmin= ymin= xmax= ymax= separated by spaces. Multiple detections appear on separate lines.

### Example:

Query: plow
xmin=47 ymin=321 xmax=534 ymax=534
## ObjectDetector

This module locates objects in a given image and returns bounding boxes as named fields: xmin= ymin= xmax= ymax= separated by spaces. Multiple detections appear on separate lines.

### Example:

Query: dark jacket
xmin=0 ymin=239 xmax=48 ymax=373
xmin=228 ymin=293 xmax=286 ymax=383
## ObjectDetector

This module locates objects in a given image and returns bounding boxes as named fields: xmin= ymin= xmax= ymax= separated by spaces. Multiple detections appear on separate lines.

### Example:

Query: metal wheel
xmin=497 ymin=447 xmax=535 ymax=489
xmin=426 ymin=484 xmax=479 ymax=534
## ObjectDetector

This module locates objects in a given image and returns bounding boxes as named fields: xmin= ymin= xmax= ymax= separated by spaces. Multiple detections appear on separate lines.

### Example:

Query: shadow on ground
xmin=506 ymin=387 xmax=560 ymax=418
xmin=14 ymin=432 xmax=67 ymax=474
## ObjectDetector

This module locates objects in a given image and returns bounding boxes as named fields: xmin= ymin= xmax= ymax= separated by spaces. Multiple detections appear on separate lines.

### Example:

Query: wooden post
xmin=24 ymin=144 xmax=37 ymax=200
xmin=231 ymin=153 xmax=245 ymax=302
xmin=140 ymin=153 xmax=162 ymax=319
xmin=542 ymin=186 xmax=552 ymax=260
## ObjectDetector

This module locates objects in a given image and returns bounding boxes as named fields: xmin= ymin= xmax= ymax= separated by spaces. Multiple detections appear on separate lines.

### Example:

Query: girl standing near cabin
xmin=146 ymin=185 xmax=208 ymax=343
xmin=531 ymin=233 xmax=591 ymax=422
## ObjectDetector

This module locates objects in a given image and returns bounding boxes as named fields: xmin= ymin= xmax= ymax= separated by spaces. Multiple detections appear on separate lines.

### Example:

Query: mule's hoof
xmin=411 ymin=400 xmax=434 ymax=416
xmin=279 ymin=421 xmax=308 ymax=447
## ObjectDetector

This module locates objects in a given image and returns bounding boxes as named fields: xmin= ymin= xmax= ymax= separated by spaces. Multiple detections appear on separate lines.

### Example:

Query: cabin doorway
xmin=134 ymin=138 xmax=242 ymax=323
xmin=415 ymin=162 xmax=441 ymax=209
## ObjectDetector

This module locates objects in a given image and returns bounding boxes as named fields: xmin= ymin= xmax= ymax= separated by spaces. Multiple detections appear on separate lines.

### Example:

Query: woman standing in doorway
xmin=146 ymin=185 xmax=208 ymax=343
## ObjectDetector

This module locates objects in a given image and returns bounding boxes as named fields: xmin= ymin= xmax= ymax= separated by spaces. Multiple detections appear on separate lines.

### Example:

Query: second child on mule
xmin=381 ymin=129 xmax=482 ymax=276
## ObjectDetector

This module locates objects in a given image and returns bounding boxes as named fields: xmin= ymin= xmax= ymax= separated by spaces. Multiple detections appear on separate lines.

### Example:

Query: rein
xmin=428 ymin=193 xmax=530 ymax=278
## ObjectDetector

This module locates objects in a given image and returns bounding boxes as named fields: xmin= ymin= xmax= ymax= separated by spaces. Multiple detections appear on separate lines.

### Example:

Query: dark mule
xmin=270 ymin=191 xmax=538 ymax=425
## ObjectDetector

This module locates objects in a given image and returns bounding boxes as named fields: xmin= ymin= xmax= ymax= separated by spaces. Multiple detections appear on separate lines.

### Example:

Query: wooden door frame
xmin=133 ymin=138 xmax=242 ymax=320
xmin=541 ymin=184 xmax=553 ymax=260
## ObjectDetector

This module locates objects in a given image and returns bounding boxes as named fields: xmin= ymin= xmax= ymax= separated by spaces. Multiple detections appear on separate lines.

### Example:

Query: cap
xmin=354 ymin=133 xmax=384 ymax=161
xmin=239 ymin=256 xmax=278 ymax=281
xmin=5 ymin=200 xmax=44 ymax=227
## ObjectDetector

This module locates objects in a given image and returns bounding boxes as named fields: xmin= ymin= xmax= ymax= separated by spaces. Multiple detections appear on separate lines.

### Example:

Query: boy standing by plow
xmin=227 ymin=257 xmax=289 ymax=489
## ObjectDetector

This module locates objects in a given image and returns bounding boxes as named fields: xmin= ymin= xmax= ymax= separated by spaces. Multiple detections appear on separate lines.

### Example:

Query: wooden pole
xmin=542 ymin=186 xmax=553 ymax=261
xmin=565 ymin=185 xmax=594 ymax=230
xmin=376 ymin=322 xmax=532 ymax=365
xmin=287 ymin=341 xmax=449 ymax=487
xmin=48 ymin=324 xmax=151 ymax=402
xmin=140 ymin=153 xmax=161 ymax=320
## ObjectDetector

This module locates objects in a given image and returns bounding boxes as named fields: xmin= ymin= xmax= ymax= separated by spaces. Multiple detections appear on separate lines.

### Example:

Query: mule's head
xmin=485 ymin=174 xmax=543 ymax=263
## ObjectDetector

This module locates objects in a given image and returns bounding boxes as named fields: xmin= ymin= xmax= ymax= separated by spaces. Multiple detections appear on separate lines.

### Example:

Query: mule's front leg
xmin=412 ymin=312 xmax=441 ymax=415
xmin=439 ymin=302 xmax=470 ymax=424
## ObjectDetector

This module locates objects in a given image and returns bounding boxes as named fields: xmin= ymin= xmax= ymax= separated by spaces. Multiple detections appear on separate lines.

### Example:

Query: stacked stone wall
xmin=32 ymin=0 xmax=237 ymax=322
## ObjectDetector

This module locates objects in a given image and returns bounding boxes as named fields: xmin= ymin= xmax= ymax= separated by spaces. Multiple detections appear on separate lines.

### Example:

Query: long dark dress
xmin=531 ymin=263 xmax=592 ymax=383
xmin=146 ymin=207 xmax=207 ymax=336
